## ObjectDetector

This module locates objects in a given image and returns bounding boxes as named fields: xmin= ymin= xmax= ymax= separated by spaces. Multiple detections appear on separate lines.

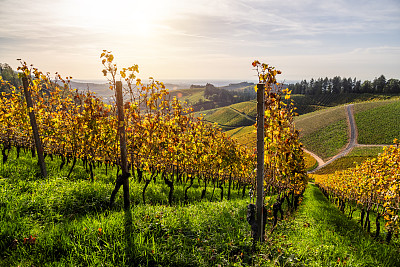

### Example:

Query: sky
xmin=1 ymin=0 xmax=399 ymax=83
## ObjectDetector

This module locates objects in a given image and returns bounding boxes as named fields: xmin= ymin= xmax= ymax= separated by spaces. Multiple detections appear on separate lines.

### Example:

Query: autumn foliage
xmin=315 ymin=140 xmax=400 ymax=241
xmin=0 ymin=55 xmax=308 ymax=207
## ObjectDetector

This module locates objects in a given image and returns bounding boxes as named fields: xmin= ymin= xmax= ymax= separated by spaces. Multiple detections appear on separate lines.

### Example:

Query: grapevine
xmin=315 ymin=140 xmax=400 ymax=242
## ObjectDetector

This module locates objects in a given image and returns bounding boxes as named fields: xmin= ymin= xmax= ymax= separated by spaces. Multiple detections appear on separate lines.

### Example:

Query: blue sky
xmin=1 ymin=0 xmax=399 ymax=83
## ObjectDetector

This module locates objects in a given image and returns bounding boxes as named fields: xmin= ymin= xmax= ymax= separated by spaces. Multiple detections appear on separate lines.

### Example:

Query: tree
xmin=322 ymin=77 xmax=329 ymax=94
xmin=373 ymin=75 xmax=386 ymax=93
xmin=383 ymin=78 xmax=400 ymax=94
xmin=313 ymin=78 xmax=323 ymax=95
xmin=360 ymin=80 xmax=373 ymax=93
xmin=0 ymin=63 xmax=21 ymax=92
xmin=353 ymin=78 xmax=361 ymax=93
xmin=331 ymin=76 xmax=341 ymax=94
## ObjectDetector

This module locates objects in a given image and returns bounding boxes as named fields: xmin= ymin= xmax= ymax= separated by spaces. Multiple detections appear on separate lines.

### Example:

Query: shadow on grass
xmin=124 ymin=207 xmax=135 ymax=265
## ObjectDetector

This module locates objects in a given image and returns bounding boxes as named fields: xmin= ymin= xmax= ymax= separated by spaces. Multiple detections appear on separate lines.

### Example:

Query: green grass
xmin=300 ymin=119 xmax=348 ymax=161
xmin=355 ymin=100 xmax=400 ymax=144
xmin=265 ymin=184 xmax=400 ymax=266
xmin=0 ymin=148 xmax=256 ymax=266
xmin=2 ymin=148 xmax=399 ymax=266
xmin=314 ymin=146 xmax=386 ymax=175
xmin=230 ymin=101 xmax=257 ymax=118
xmin=353 ymin=98 xmax=400 ymax=113
xmin=294 ymin=106 xmax=347 ymax=138
xmin=289 ymin=93 xmax=399 ymax=116
xmin=228 ymin=105 xmax=349 ymax=153
xmin=197 ymin=107 xmax=254 ymax=128
xmin=348 ymin=146 xmax=386 ymax=157
xmin=170 ymin=87 xmax=208 ymax=105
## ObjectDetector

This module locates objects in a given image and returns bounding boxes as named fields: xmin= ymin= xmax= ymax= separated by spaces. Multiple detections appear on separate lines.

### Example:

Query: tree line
xmin=288 ymin=75 xmax=400 ymax=95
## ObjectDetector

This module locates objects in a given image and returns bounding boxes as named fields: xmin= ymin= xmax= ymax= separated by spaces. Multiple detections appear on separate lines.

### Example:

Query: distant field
xmin=229 ymin=101 xmax=257 ymax=118
xmin=300 ymin=119 xmax=348 ymax=161
xmin=228 ymin=105 xmax=349 ymax=154
xmin=198 ymin=107 xmax=254 ymax=129
xmin=222 ymin=96 xmax=399 ymax=161
xmin=294 ymin=106 xmax=346 ymax=137
xmin=353 ymin=98 xmax=399 ymax=113
xmin=169 ymin=87 xmax=207 ymax=104
xmin=195 ymin=108 xmax=217 ymax=117
xmin=354 ymin=100 xmax=400 ymax=144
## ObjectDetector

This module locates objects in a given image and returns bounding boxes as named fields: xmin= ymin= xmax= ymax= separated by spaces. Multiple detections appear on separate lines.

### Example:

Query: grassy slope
xmin=228 ymin=99 xmax=399 ymax=162
xmin=195 ymin=106 xmax=255 ymax=130
xmin=313 ymin=146 xmax=386 ymax=175
xmin=204 ymin=107 xmax=254 ymax=128
xmin=294 ymin=104 xmax=348 ymax=161
xmin=353 ymin=98 xmax=399 ymax=113
xmin=354 ymin=100 xmax=400 ymax=144
xmin=269 ymin=184 xmax=400 ymax=266
xmin=198 ymin=94 xmax=383 ymax=133
xmin=300 ymin=120 xmax=348 ymax=161
xmin=229 ymin=101 xmax=257 ymax=118
xmin=294 ymin=105 xmax=347 ymax=137
xmin=169 ymin=87 xmax=207 ymax=104
xmin=228 ymin=105 xmax=349 ymax=158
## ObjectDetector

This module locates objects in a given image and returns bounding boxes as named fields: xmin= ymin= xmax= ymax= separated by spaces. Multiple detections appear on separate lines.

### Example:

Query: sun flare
xmin=63 ymin=0 xmax=168 ymax=36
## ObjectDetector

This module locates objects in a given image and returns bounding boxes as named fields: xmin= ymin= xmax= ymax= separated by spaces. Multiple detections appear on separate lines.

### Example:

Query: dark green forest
xmin=288 ymin=75 xmax=400 ymax=95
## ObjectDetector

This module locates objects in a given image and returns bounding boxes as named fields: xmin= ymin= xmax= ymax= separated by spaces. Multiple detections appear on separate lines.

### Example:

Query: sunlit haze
xmin=1 ymin=0 xmax=399 ymax=83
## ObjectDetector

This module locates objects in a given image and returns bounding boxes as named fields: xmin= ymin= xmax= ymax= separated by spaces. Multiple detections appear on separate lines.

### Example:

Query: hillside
xmin=227 ymin=98 xmax=399 ymax=170
xmin=355 ymin=100 xmax=400 ymax=144
xmin=194 ymin=94 xmax=400 ymax=134
xmin=196 ymin=107 xmax=254 ymax=130
xmin=169 ymin=87 xmax=207 ymax=105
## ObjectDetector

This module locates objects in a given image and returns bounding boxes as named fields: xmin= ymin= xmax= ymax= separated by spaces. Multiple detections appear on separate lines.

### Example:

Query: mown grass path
xmin=272 ymin=184 xmax=400 ymax=266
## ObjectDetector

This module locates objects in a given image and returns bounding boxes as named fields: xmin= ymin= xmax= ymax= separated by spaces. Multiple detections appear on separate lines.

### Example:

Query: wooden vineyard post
xmin=115 ymin=81 xmax=131 ymax=209
xmin=22 ymin=76 xmax=47 ymax=178
xmin=256 ymin=83 xmax=265 ymax=242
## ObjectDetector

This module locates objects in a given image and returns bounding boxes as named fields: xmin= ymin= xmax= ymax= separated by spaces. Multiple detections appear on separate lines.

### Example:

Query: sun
xmin=63 ymin=0 xmax=168 ymax=37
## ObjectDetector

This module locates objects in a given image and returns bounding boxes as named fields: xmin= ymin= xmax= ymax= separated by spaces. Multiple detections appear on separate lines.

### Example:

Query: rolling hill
xmin=225 ymin=98 xmax=399 ymax=170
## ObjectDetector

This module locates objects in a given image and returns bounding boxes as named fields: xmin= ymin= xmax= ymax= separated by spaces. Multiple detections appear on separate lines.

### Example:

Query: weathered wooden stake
xmin=22 ymin=76 xmax=47 ymax=178
xmin=116 ymin=81 xmax=130 ymax=209
xmin=256 ymin=83 xmax=265 ymax=242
